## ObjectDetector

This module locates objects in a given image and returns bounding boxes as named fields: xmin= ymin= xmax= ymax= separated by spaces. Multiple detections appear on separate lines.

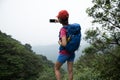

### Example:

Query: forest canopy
xmin=74 ymin=0 xmax=120 ymax=79
xmin=0 ymin=31 xmax=66 ymax=80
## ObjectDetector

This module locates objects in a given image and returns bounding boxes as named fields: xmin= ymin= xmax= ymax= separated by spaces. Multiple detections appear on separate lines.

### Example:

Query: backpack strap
xmin=62 ymin=25 xmax=71 ymax=42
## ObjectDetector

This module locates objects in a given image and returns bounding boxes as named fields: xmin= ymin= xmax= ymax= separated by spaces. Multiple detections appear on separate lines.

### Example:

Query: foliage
xmin=74 ymin=46 xmax=120 ymax=80
xmin=86 ymin=0 xmax=120 ymax=46
xmin=0 ymin=31 xmax=60 ymax=80
xmin=74 ymin=0 xmax=120 ymax=80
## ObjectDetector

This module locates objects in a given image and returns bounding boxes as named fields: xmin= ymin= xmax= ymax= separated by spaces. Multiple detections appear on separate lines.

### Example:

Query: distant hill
xmin=32 ymin=44 xmax=59 ymax=63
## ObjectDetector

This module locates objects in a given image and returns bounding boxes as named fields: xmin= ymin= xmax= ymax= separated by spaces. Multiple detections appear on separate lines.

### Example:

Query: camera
xmin=49 ymin=19 xmax=59 ymax=23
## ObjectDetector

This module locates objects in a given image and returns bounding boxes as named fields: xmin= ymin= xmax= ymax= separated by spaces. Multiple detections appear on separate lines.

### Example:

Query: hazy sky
xmin=0 ymin=0 xmax=93 ymax=46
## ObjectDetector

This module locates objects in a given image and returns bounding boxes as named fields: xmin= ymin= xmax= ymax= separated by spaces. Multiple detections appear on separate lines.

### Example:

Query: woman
xmin=54 ymin=10 xmax=75 ymax=80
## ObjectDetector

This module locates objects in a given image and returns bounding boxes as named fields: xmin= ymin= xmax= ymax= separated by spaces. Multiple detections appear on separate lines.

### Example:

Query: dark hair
xmin=59 ymin=17 xmax=68 ymax=25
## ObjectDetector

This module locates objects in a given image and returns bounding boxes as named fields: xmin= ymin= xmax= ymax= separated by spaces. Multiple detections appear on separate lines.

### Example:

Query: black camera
xmin=49 ymin=19 xmax=59 ymax=23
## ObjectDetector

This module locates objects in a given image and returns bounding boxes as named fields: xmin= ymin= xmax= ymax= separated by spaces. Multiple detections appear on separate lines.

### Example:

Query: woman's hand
xmin=58 ymin=40 xmax=62 ymax=45
xmin=58 ymin=36 xmax=67 ymax=46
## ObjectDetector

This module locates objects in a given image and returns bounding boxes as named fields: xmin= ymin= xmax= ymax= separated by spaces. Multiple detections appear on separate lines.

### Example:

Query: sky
xmin=0 ymin=0 xmax=93 ymax=46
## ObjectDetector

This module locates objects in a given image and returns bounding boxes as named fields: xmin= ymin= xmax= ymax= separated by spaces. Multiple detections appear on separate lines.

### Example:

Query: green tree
xmin=24 ymin=43 xmax=32 ymax=52
xmin=86 ymin=0 xmax=120 ymax=46
xmin=74 ymin=0 xmax=120 ymax=79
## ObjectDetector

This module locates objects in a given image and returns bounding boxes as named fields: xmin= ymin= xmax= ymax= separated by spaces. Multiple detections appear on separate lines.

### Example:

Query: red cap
xmin=57 ymin=10 xmax=69 ymax=19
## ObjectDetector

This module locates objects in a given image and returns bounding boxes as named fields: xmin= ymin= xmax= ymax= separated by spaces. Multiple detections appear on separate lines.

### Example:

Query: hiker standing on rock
xmin=54 ymin=10 xmax=81 ymax=80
